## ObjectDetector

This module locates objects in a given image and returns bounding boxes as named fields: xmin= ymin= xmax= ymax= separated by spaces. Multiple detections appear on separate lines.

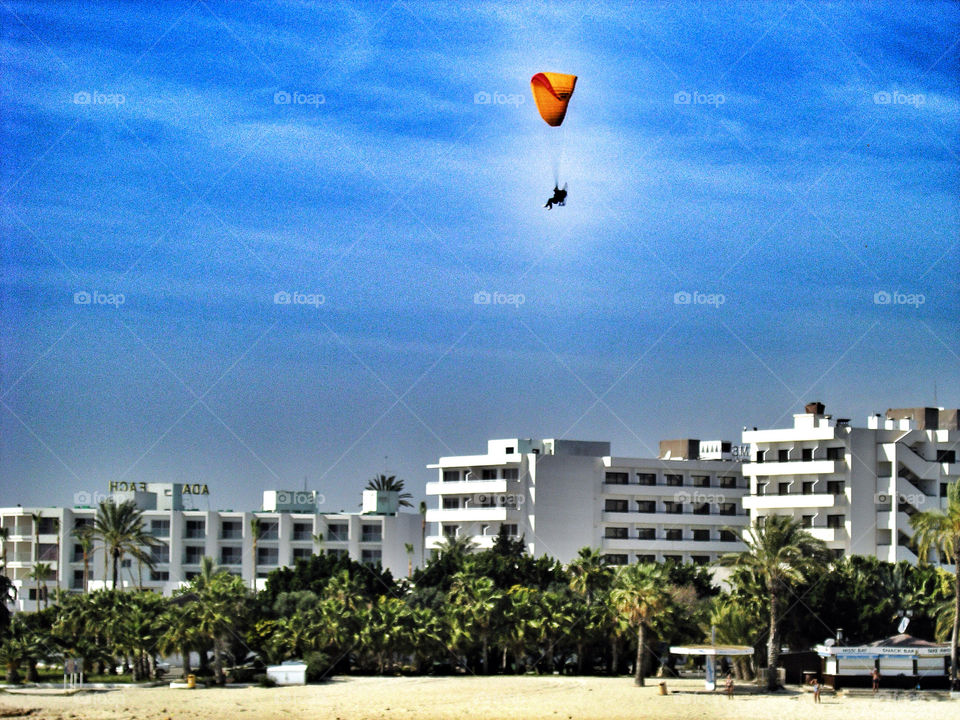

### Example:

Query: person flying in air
xmin=544 ymin=184 xmax=567 ymax=210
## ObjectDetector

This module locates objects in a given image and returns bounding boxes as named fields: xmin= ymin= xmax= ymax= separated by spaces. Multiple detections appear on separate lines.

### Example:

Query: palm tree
xmin=250 ymin=517 xmax=263 ymax=593
xmin=365 ymin=474 xmax=413 ymax=508
xmin=30 ymin=512 xmax=42 ymax=609
xmin=434 ymin=534 xmax=476 ymax=562
xmin=0 ymin=527 xmax=9 ymax=568
xmin=404 ymin=542 xmax=414 ymax=577
xmin=73 ymin=529 xmax=95 ymax=593
xmin=568 ymin=548 xmax=612 ymax=672
xmin=450 ymin=573 xmax=502 ymax=673
xmin=27 ymin=563 xmax=52 ymax=610
xmin=911 ymin=479 xmax=960 ymax=690
xmin=85 ymin=500 xmax=159 ymax=590
xmin=192 ymin=571 xmax=249 ymax=685
xmin=419 ymin=501 xmax=427 ymax=560
xmin=610 ymin=563 xmax=671 ymax=686
xmin=721 ymin=515 xmax=829 ymax=690
xmin=312 ymin=532 xmax=324 ymax=556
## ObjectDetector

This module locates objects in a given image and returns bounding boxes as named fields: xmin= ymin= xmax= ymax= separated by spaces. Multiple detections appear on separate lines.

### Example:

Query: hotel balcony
xmin=742 ymin=459 xmax=840 ymax=476
xmin=426 ymin=534 xmax=497 ymax=550
xmin=426 ymin=479 xmax=510 ymax=496
xmin=600 ymin=511 xmax=749 ymax=526
xmin=426 ymin=507 xmax=510 ymax=523
xmin=806 ymin=527 xmax=844 ymax=543
xmin=741 ymin=493 xmax=841 ymax=510
xmin=600 ymin=538 xmax=742 ymax=553
xmin=601 ymin=484 xmax=748 ymax=498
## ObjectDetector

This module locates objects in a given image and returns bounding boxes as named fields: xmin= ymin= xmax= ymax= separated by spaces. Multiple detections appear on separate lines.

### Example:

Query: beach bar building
xmin=815 ymin=634 xmax=951 ymax=689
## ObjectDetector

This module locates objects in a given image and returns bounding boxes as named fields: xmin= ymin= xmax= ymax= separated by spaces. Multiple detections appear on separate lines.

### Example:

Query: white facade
xmin=426 ymin=438 xmax=748 ymax=565
xmin=0 ymin=485 xmax=424 ymax=612
xmin=742 ymin=404 xmax=959 ymax=563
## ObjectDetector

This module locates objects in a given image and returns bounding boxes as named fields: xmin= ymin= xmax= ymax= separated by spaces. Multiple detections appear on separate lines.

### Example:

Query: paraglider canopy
xmin=530 ymin=72 xmax=577 ymax=126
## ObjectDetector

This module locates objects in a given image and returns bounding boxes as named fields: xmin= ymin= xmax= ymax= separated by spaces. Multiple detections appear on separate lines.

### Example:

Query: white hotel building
xmin=0 ymin=483 xmax=423 ymax=612
xmin=742 ymin=403 xmax=960 ymax=563
xmin=426 ymin=438 xmax=749 ymax=565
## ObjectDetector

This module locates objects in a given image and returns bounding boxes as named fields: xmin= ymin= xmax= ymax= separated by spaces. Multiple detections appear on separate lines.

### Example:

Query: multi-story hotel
xmin=425 ymin=437 xmax=749 ymax=565
xmin=0 ymin=483 xmax=423 ymax=612
xmin=742 ymin=403 xmax=959 ymax=563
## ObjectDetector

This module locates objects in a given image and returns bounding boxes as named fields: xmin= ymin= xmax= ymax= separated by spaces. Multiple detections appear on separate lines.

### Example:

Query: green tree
xmin=449 ymin=572 xmax=501 ymax=673
xmin=365 ymin=474 xmax=413 ymax=508
xmin=27 ymin=562 xmax=52 ymax=610
xmin=610 ymin=563 xmax=671 ymax=686
xmin=191 ymin=570 xmax=249 ymax=685
xmin=85 ymin=500 xmax=159 ymax=590
xmin=250 ymin=517 xmax=263 ymax=593
xmin=720 ymin=515 xmax=829 ymax=690
xmin=911 ymin=479 xmax=960 ymax=689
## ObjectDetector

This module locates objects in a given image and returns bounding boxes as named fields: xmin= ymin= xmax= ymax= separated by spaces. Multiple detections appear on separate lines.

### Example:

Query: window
xmin=503 ymin=468 xmax=519 ymax=480
xmin=778 ymin=449 xmax=789 ymax=462
xmin=719 ymin=530 xmax=738 ymax=542
xmin=831 ymin=548 xmax=845 ymax=560
xmin=755 ymin=450 xmax=765 ymax=463
xmin=665 ymin=474 xmax=683 ymax=487
xmin=718 ymin=503 xmax=736 ymax=516
xmin=292 ymin=547 xmax=312 ymax=561
xmin=72 ymin=543 xmax=84 ymax=562
xmin=74 ymin=518 xmax=93 ymax=530
xmin=943 ymin=484 xmax=949 ymax=498
xmin=327 ymin=523 xmax=348 ymax=541
xmin=605 ymin=472 xmax=629 ymax=485
xmin=150 ymin=570 xmax=170 ymax=582
xmin=692 ymin=529 xmax=710 ymax=542
xmin=801 ymin=515 xmax=814 ymax=528
xmin=71 ymin=569 xmax=84 ymax=589
xmin=481 ymin=469 xmax=497 ymax=480
xmin=637 ymin=528 xmax=655 ymax=540
xmin=693 ymin=475 xmax=710 ymax=488
xmin=442 ymin=524 xmax=459 ymax=538
xmin=757 ymin=481 xmax=768 ymax=496
xmin=150 ymin=543 xmax=169 ymax=564
xmin=692 ymin=503 xmax=710 ymax=515
xmin=937 ymin=450 xmax=956 ymax=464
xmin=326 ymin=548 xmax=348 ymax=559
xmin=121 ymin=558 xmax=132 ymax=569
xmin=637 ymin=473 xmax=656 ymax=486
xmin=777 ymin=482 xmax=790 ymax=496
xmin=827 ymin=447 xmax=845 ymax=461
xmin=636 ymin=554 xmax=655 ymax=563
xmin=257 ymin=547 xmax=279 ymax=565
xmin=505 ymin=446 xmax=514 ymax=454
xmin=443 ymin=470 xmax=460 ymax=482
xmin=802 ymin=482 xmax=815 ymax=495
xmin=663 ymin=501 xmax=683 ymax=514
xmin=827 ymin=481 xmax=845 ymax=495
xmin=691 ymin=555 xmax=710 ymax=565
xmin=605 ymin=527 xmax=628 ymax=539
xmin=604 ymin=499 xmax=629 ymax=513
xmin=442 ymin=497 xmax=460 ymax=509
xmin=149 ymin=519 xmax=170 ymax=537
xmin=220 ymin=546 xmax=242 ymax=565
xmin=719 ymin=476 xmax=737 ymax=489
xmin=502 ymin=523 xmax=518 ymax=537
xmin=636 ymin=500 xmax=655 ymax=513
xmin=361 ymin=549 xmax=382 ymax=566
xmin=826 ymin=514 xmax=844 ymax=530
xmin=605 ymin=554 xmax=628 ymax=565
xmin=221 ymin=520 xmax=242 ymax=539
xmin=662 ymin=555 xmax=682 ymax=564
xmin=183 ymin=545 xmax=204 ymax=565
xmin=185 ymin=519 xmax=205 ymax=539
xmin=664 ymin=529 xmax=682 ymax=541
xmin=259 ymin=521 xmax=279 ymax=540
xmin=361 ymin=524 xmax=382 ymax=542
xmin=37 ymin=543 xmax=57 ymax=561
xmin=38 ymin=517 xmax=57 ymax=534
xmin=293 ymin=522 xmax=312 ymax=541
xmin=802 ymin=448 xmax=813 ymax=461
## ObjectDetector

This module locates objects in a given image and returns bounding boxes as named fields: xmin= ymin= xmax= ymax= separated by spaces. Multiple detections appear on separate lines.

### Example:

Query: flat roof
xmin=670 ymin=645 xmax=754 ymax=656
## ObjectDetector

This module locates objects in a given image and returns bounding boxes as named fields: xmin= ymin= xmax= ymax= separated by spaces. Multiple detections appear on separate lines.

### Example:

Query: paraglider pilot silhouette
xmin=531 ymin=72 xmax=577 ymax=210
xmin=544 ymin=184 xmax=567 ymax=210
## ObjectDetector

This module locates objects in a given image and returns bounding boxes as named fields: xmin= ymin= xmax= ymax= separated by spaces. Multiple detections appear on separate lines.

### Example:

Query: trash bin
xmin=659 ymin=681 xmax=668 ymax=695
xmin=187 ymin=674 xmax=196 ymax=689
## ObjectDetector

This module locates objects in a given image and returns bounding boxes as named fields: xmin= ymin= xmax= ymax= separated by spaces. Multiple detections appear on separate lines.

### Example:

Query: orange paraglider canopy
xmin=530 ymin=72 xmax=577 ymax=126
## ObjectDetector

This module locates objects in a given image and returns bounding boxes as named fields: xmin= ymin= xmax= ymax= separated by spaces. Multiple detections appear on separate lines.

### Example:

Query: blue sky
xmin=1 ymin=1 xmax=958 ymax=513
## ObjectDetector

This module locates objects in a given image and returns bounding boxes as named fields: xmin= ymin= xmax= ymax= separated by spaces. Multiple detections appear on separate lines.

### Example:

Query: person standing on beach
xmin=725 ymin=674 xmax=734 ymax=699
xmin=811 ymin=677 xmax=821 ymax=704
xmin=871 ymin=667 xmax=880 ymax=694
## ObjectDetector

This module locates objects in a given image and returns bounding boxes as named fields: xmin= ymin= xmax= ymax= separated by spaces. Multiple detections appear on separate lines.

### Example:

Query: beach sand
xmin=2 ymin=676 xmax=959 ymax=720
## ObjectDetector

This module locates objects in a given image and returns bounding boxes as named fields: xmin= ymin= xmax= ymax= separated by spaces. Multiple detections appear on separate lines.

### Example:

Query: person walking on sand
xmin=725 ymin=673 xmax=734 ymax=699
xmin=811 ymin=677 xmax=821 ymax=704
xmin=871 ymin=667 xmax=880 ymax=695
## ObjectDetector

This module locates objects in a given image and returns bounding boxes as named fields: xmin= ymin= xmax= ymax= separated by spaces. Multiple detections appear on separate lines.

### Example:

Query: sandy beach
xmin=3 ymin=676 xmax=960 ymax=720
